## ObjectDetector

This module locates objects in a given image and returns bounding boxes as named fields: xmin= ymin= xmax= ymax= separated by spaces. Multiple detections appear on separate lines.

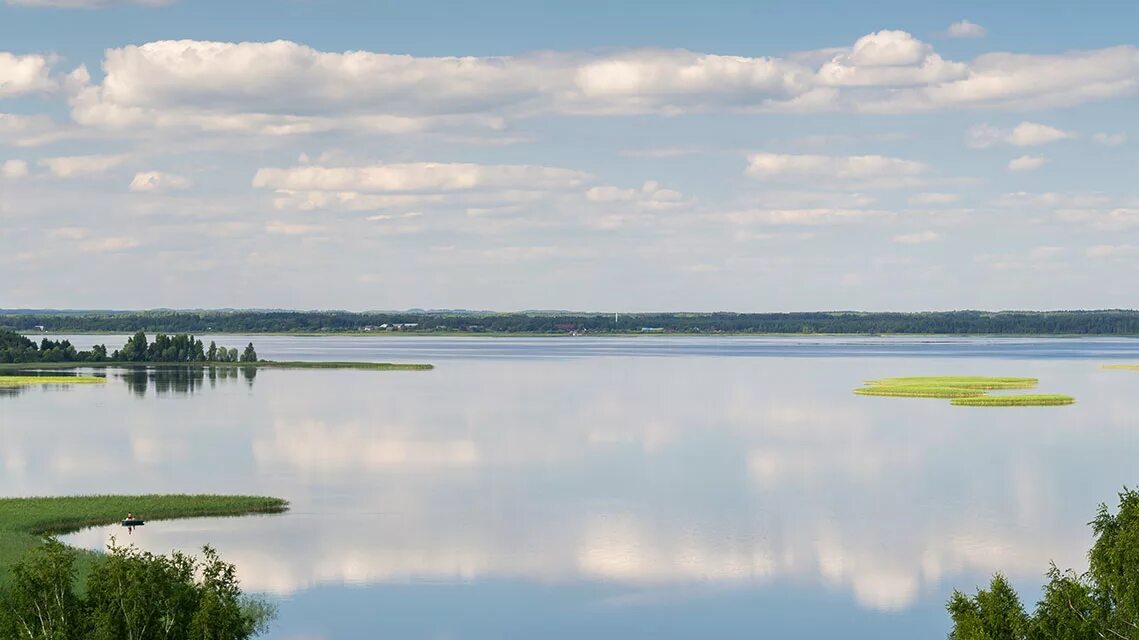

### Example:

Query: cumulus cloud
xmin=946 ymin=20 xmax=987 ymax=39
xmin=892 ymin=231 xmax=942 ymax=244
xmin=585 ymin=180 xmax=686 ymax=210
xmin=721 ymin=208 xmax=888 ymax=226
xmin=252 ymin=162 xmax=588 ymax=193
xmin=77 ymin=236 xmax=139 ymax=252
xmin=0 ymin=159 xmax=29 ymax=179
xmin=1086 ymin=244 xmax=1138 ymax=258
xmin=0 ymin=52 xmax=56 ymax=97
xmin=967 ymin=122 xmax=1073 ymax=148
xmin=39 ymin=153 xmax=127 ymax=178
xmin=129 ymin=171 xmax=191 ymax=192
xmin=265 ymin=221 xmax=326 ymax=236
xmin=1008 ymin=155 xmax=1046 ymax=172
xmin=745 ymin=152 xmax=930 ymax=189
xmin=57 ymin=34 xmax=1139 ymax=138
xmin=907 ymin=192 xmax=960 ymax=205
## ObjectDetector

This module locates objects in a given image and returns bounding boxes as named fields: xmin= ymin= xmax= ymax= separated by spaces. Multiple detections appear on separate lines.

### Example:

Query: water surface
xmin=5 ymin=336 xmax=1139 ymax=638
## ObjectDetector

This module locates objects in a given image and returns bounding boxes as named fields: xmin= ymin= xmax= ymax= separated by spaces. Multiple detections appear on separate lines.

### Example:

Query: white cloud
xmin=266 ymin=221 xmax=326 ymax=236
xmin=129 ymin=171 xmax=191 ymax=192
xmin=745 ymin=152 xmax=930 ymax=189
xmin=0 ymin=159 xmax=29 ymax=179
xmin=585 ymin=181 xmax=686 ymax=210
xmin=892 ymin=231 xmax=942 ymax=244
xmin=0 ymin=52 xmax=56 ymax=97
xmin=59 ymin=34 xmax=1139 ymax=139
xmin=1007 ymin=155 xmax=1046 ymax=172
xmin=946 ymin=20 xmax=987 ymax=39
xmin=721 ymin=208 xmax=888 ymax=226
xmin=252 ymin=162 xmax=588 ymax=193
xmin=907 ymin=192 xmax=960 ymax=205
xmin=39 ymin=154 xmax=127 ymax=178
xmin=77 ymin=236 xmax=139 ymax=252
xmin=1086 ymin=244 xmax=1138 ymax=258
xmin=967 ymin=122 xmax=1073 ymax=148
xmin=1092 ymin=132 xmax=1127 ymax=146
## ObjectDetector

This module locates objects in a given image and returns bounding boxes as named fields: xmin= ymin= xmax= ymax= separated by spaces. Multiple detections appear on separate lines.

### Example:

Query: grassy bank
xmin=0 ymin=375 xmax=105 ymax=385
xmin=0 ymin=494 xmax=288 ymax=580
xmin=951 ymin=394 xmax=1076 ymax=406
xmin=0 ymin=360 xmax=432 ymax=371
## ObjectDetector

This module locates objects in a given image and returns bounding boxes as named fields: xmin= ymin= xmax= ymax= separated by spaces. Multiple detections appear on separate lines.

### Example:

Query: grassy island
xmin=0 ymin=375 xmax=106 ymax=385
xmin=0 ymin=494 xmax=288 ymax=579
xmin=1103 ymin=364 xmax=1139 ymax=370
xmin=854 ymin=376 xmax=1074 ymax=407
xmin=950 ymin=394 xmax=1076 ymax=406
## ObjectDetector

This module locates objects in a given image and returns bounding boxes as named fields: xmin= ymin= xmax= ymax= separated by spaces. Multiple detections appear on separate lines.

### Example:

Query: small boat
xmin=121 ymin=519 xmax=145 ymax=527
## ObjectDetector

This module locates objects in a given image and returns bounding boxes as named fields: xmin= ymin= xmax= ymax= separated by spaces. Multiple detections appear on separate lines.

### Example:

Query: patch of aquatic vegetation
xmin=854 ymin=376 xmax=1073 ymax=407
xmin=950 ymin=394 xmax=1076 ymax=407
xmin=1103 ymin=364 xmax=1139 ymax=370
xmin=0 ymin=375 xmax=105 ymax=385
xmin=862 ymin=376 xmax=1039 ymax=390
xmin=854 ymin=385 xmax=987 ymax=398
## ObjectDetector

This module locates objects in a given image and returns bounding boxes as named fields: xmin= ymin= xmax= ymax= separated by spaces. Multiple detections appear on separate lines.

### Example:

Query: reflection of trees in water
xmin=121 ymin=366 xmax=257 ymax=397
xmin=0 ymin=385 xmax=25 ymax=397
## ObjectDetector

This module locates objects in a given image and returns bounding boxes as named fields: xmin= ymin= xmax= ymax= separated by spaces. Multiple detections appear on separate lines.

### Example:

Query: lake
xmin=5 ymin=335 xmax=1139 ymax=639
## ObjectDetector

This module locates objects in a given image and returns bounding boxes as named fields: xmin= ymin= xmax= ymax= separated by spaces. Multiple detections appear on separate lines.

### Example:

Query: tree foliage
xmin=0 ymin=330 xmax=255 ymax=365
xmin=0 ymin=539 xmax=274 ymax=640
xmin=949 ymin=488 xmax=1139 ymax=640
xmin=6 ymin=309 xmax=1139 ymax=335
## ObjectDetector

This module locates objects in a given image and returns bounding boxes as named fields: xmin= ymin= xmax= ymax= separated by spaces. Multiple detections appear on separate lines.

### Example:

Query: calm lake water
xmin=6 ymin=335 xmax=1139 ymax=639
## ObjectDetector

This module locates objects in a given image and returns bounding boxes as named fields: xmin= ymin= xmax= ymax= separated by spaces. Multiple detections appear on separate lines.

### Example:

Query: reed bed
xmin=854 ymin=376 xmax=1074 ymax=407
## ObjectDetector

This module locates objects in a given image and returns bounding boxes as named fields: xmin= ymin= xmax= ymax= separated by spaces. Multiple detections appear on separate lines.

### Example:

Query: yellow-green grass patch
xmin=0 ymin=375 xmax=105 ymax=386
xmin=862 ymin=376 xmax=1039 ymax=390
xmin=950 ymin=394 xmax=1076 ymax=407
xmin=1103 ymin=365 xmax=1139 ymax=370
xmin=853 ymin=386 xmax=988 ymax=398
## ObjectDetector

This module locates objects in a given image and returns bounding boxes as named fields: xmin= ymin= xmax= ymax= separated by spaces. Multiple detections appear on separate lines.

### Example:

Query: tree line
xmin=0 ymin=540 xmax=273 ymax=640
xmin=6 ymin=310 xmax=1139 ymax=335
xmin=0 ymin=330 xmax=257 ymax=364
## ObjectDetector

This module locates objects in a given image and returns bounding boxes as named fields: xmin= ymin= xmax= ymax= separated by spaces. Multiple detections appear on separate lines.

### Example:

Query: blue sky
xmin=1 ymin=0 xmax=1138 ymax=311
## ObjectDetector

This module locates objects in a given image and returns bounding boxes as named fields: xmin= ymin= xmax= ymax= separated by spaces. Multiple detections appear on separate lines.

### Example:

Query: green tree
xmin=239 ymin=344 xmax=257 ymax=363
xmin=0 ymin=539 xmax=84 ymax=640
xmin=949 ymin=489 xmax=1139 ymax=640
xmin=207 ymin=341 xmax=218 ymax=362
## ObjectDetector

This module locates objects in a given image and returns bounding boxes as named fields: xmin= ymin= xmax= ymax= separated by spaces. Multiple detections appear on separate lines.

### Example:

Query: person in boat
xmin=126 ymin=512 xmax=136 ymax=534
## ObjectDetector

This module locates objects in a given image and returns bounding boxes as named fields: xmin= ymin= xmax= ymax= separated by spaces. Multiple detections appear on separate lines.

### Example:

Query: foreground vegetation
xmin=2 ymin=540 xmax=274 ymax=639
xmin=1103 ymin=364 xmax=1139 ymax=370
xmin=948 ymin=488 xmax=1139 ymax=640
xmin=8 ymin=309 xmax=1139 ymax=335
xmin=0 ymin=375 xmax=105 ymax=386
xmin=854 ymin=376 xmax=1074 ymax=406
xmin=950 ymin=394 xmax=1076 ymax=406
xmin=0 ymin=495 xmax=288 ymax=576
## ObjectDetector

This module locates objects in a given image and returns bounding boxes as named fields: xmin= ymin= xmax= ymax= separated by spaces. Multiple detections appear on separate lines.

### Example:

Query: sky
xmin=1 ymin=0 xmax=1138 ymax=312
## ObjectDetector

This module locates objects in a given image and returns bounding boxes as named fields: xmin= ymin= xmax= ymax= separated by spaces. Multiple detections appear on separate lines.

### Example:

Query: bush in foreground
xmin=948 ymin=488 xmax=1139 ymax=639
xmin=0 ymin=539 xmax=273 ymax=640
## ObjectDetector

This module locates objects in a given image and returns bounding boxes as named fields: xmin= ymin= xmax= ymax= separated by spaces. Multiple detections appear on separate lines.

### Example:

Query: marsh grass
xmin=0 ymin=495 xmax=288 ymax=582
xmin=1103 ymin=365 xmax=1139 ymax=370
xmin=862 ymin=376 xmax=1039 ymax=390
xmin=0 ymin=375 xmax=105 ymax=385
xmin=853 ymin=386 xmax=987 ymax=398
xmin=855 ymin=376 xmax=1074 ymax=407
xmin=950 ymin=394 xmax=1076 ymax=407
